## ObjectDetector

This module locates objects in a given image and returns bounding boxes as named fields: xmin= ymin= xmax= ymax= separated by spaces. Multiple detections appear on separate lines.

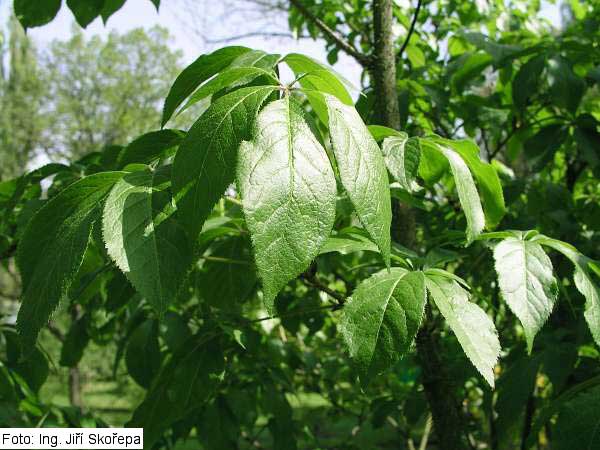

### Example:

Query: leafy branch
xmin=288 ymin=0 xmax=371 ymax=65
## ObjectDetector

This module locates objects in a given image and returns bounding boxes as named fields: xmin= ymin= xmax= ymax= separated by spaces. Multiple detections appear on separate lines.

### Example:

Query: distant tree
xmin=0 ymin=17 xmax=46 ymax=179
xmin=40 ymin=25 xmax=183 ymax=160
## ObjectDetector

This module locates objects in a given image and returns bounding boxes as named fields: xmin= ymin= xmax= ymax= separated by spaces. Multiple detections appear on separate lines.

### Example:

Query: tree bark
xmin=371 ymin=0 xmax=401 ymax=130
xmin=416 ymin=325 xmax=470 ymax=450
xmin=68 ymin=367 xmax=83 ymax=410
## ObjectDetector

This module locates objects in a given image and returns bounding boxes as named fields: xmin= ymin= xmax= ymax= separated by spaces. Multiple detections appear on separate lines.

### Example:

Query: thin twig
xmin=397 ymin=0 xmax=423 ymax=61
xmin=288 ymin=0 xmax=371 ymax=65
xmin=204 ymin=31 xmax=309 ymax=44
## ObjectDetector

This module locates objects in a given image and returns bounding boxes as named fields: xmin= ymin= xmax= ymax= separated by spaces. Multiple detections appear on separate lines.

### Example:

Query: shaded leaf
xmin=118 ymin=129 xmax=184 ymax=168
xmin=17 ymin=172 xmax=123 ymax=349
xmin=126 ymin=319 xmax=162 ymax=388
xmin=340 ymin=269 xmax=426 ymax=384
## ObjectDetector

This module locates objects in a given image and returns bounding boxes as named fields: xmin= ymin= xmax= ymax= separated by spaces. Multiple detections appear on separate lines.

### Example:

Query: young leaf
xmin=284 ymin=53 xmax=353 ymax=102
xmin=16 ymin=172 xmax=123 ymax=349
xmin=325 ymin=95 xmax=392 ymax=264
xmin=493 ymin=236 xmax=558 ymax=352
xmin=425 ymin=274 xmax=500 ymax=387
xmin=382 ymin=134 xmax=421 ymax=193
xmin=173 ymin=85 xmax=277 ymax=239
xmin=102 ymin=166 xmax=193 ymax=314
xmin=162 ymin=46 xmax=252 ymax=126
xmin=237 ymin=97 xmax=336 ymax=312
xmin=340 ymin=269 xmax=426 ymax=385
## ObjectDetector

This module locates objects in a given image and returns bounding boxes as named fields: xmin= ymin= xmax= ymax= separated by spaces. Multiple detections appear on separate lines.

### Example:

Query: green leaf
xmin=431 ymin=137 xmax=505 ymax=228
xmin=16 ymin=172 xmax=123 ymax=349
xmin=162 ymin=46 xmax=252 ymax=126
xmin=59 ymin=314 xmax=91 ymax=367
xmin=284 ymin=53 xmax=353 ymax=103
xmin=4 ymin=330 xmax=49 ymax=393
xmin=428 ymin=141 xmax=486 ymax=243
xmin=382 ymin=134 xmax=421 ymax=193
xmin=325 ymin=95 xmax=392 ymax=264
xmin=340 ymin=269 xmax=426 ymax=384
xmin=178 ymin=67 xmax=278 ymax=116
xmin=319 ymin=236 xmax=379 ymax=255
xmin=553 ymin=385 xmax=600 ymax=450
xmin=100 ymin=0 xmax=126 ymax=23
xmin=102 ymin=166 xmax=193 ymax=314
xmin=197 ymin=236 xmax=257 ymax=310
xmin=531 ymin=235 xmax=600 ymax=346
xmin=524 ymin=124 xmax=568 ymax=170
xmin=14 ymin=0 xmax=61 ymax=28
xmin=173 ymin=85 xmax=277 ymax=239
xmin=238 ymin=97 xmax=336 ymax=312
xmin=128 ymin=332 xmax=224 ymax=449
xmin=118 ymin=129 xmax=184 ymax=168
xmin=284 ymin=53 xmax=354 ymax=124
xmin=495 ymin=351 xmax=541 ymax=448
xmin=228 ymin=49 xmax=280 ymax=70
xmin=367 ymin=125 xmax=403 ymax=142
xmin=66 ymin=0 xmax=104 ymax=27
xmin=451 ymin=52 xmax=493 ymax=92
xmin=547 ymin=56 xmax=586 ymax=113
xmin=197 ymin=397 xmax=239 ymax=450
xmin=425 ymin=274 xmax=500 ymax=387
xmin=512 ymin=55 xmax=545 ymax=108
xmin=126 ymin=319 xmax=162 ymax=388
xmin=493 ymin=236 xmax=558 ymax=352
xmin=574 ymin=268 xmax=600 ymax=347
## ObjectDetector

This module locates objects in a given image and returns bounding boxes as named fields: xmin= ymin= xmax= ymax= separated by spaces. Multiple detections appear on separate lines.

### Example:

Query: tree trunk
xmin=370 ymin=2 xmax=468 ymax=449
xmin=371 ymin=0 xmax=401 ymax=130
xmin=417 ymin=326 xmax=469 ymax=450
xmin=68 ymin=367 xmax=83 ymax=410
